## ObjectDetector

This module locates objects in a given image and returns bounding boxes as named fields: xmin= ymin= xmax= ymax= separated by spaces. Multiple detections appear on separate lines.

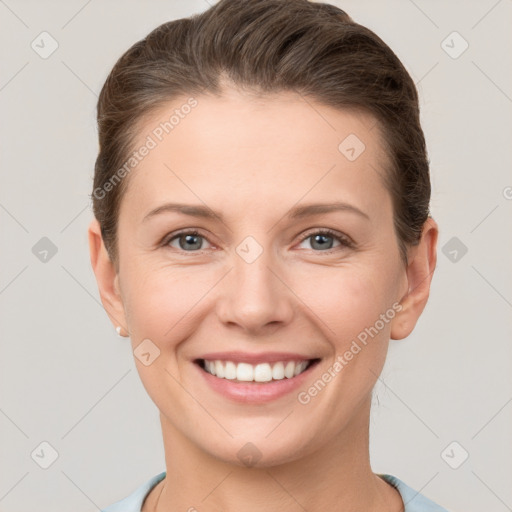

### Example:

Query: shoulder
xmin=101 ymin=472 xmax=166 ymax=512
xmin=379 ymin=474 xmax=451 ymax=512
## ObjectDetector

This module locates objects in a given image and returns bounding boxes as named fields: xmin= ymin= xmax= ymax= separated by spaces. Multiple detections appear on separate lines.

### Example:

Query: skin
xmin=88 ymin=87 xmax=438 ymax=512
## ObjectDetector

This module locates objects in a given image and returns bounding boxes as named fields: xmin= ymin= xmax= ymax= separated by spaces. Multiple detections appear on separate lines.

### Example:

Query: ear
xmin=390 ymin=217 xmax=438 ymax=340
xmin=88 ymin=218 xmax=128 ymax=335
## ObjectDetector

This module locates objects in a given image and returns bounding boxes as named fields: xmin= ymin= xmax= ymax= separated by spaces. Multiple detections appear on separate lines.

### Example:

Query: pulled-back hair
xmin=91 ymin=0 xmax=431 ymax=269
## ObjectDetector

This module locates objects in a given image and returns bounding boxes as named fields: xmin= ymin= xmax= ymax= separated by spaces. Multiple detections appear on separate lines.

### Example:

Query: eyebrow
xmin=142 ymin=201 xmax=370 ymax=223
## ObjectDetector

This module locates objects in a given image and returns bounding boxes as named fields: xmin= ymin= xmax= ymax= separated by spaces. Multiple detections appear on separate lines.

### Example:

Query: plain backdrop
xmin=0 ymin=1 xmax=511 ymax=511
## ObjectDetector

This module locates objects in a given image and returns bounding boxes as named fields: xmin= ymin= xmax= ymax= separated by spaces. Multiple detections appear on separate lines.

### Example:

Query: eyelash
xmin=160 ymin=228 xmax=355 ymax=255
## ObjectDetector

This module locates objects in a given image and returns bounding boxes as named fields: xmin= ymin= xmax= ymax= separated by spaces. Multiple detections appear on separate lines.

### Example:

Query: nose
xmin=216 ymin=242 xmax=295 ymax=335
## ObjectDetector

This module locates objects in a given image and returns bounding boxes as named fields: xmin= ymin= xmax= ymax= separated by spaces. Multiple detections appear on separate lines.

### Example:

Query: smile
xmin=197 ymin=359 xmax=318 ymax=382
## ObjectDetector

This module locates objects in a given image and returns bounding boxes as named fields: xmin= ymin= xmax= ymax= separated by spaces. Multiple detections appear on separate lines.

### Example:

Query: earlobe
xmin=390 ymin=217 xmax=439 ymax=341
xmin=87 ymin=218 xmax=128 ymax=334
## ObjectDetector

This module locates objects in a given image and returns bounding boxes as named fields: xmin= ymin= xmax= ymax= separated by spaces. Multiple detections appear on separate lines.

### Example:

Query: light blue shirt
xmin=101 ymin=471 xmax=450 ymax=511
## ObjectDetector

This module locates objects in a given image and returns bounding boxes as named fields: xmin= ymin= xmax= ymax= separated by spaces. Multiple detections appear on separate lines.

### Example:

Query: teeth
xmin=202 ymin=359 xmax=311 ymax=382
xmin=284 ymin=361 xmax=295 ymax=378
xmin=237 ymin=362 xmax=254 ymax=381
xmin=294 ymin=361 xmax=308 ymax=376
xmin=272 ymin=362 xmax=285 ymax=380
xmin=254 ymin=363 xmax=272 ymax=382
xmin=215 ymin=360 xmax=225 ymax=378
xmin=205 ymin=360 xmax=216 ymax=376
xmin=224 ymin=361 xmax=237 ymax=380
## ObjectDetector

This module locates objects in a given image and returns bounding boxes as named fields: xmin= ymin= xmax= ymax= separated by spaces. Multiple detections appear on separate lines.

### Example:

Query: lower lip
xmin=193 ymin=360 xmax=320 ymax=404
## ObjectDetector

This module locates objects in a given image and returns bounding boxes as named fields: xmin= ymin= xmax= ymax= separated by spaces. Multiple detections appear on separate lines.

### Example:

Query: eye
xmin=163 ymin=230 xmax=213 ymax=252
xmin=160 ymin=228 xmax=354 ymax=254
xmin=297 ymin=229 xmax=354 ymax=253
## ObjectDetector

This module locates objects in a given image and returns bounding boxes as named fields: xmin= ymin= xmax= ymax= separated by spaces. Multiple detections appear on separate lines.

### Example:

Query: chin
xmin=200 ymin=432 xmax=313 ymax=469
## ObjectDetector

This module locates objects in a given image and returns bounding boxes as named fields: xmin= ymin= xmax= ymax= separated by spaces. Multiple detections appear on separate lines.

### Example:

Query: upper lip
xmin=195 ymin=351 xmax=320 ymax=365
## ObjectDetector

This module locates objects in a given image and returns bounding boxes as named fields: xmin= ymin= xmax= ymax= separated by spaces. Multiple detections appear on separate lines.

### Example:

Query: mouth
xmin=194 ymin=358 xmax=321 ymax=383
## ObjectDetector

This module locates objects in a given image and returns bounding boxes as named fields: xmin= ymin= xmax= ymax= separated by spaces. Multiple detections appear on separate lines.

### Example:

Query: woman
xmin=88 ymin=0 xmax=448 ymax=510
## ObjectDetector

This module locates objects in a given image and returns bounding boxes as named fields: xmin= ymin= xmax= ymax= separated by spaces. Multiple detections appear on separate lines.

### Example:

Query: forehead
xmin=121 ymin=89 xmax=392 ymax=222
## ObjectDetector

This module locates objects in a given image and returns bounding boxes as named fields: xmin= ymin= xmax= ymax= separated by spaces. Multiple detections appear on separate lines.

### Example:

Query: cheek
xmin=295 ymin=263 xmax=396 ymax=345
xmin=121 ymin=263 xmax=213 ymax=342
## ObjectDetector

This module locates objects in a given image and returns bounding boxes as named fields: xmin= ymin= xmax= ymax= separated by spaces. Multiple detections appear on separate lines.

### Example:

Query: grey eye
xmin=167 ymin=231 xmax=212 ymax=251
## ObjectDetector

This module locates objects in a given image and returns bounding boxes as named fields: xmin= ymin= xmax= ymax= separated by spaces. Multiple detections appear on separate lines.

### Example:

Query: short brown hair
xmin=91 ymin=0 xmax=431 ymax=270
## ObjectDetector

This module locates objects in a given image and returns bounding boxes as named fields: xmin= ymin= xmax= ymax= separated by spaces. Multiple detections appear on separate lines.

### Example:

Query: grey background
xmin=1 ymin=1 xmax=511 ymax=511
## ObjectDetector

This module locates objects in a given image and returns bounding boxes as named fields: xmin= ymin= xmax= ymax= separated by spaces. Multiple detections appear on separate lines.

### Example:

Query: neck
xmin=148 ymin=397 xmax=403 ymax=512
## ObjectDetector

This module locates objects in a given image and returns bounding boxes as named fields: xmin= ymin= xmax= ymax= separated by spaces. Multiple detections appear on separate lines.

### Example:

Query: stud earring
xmin=115 ymin=325 xmax=128 ymax=337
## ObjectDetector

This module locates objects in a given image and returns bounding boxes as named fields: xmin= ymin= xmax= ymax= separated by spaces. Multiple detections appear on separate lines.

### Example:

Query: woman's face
xmin=92 ymin=88 xmax=428 ymax=467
